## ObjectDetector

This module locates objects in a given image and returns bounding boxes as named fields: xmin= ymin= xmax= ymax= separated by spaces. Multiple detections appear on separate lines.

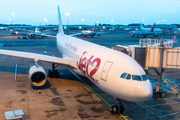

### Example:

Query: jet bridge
xmin=113 ymin=38 xmax=180 ymax=97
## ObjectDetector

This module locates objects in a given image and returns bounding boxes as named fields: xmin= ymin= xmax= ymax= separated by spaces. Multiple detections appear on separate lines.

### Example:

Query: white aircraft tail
xmin=57 ymin=6 xmax=64 ymax=35
xmin=35 ymin=28 xmax=40 ymax=33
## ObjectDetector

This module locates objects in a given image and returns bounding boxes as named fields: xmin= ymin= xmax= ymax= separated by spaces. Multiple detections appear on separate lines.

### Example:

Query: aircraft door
xmin=101 ymin=61 xmax=113 ymax=81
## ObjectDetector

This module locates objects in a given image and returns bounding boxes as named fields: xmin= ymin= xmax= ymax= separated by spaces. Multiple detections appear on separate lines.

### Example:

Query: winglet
xmin=150 ymin=23 xmax=155 ymax=32
xmin=93 ymin=23 xmax=96 ymax=32
xmin=173 ymin=35 xmax=177 ymax=42
xmin=57 ymin=6 xmax=64 ymax=34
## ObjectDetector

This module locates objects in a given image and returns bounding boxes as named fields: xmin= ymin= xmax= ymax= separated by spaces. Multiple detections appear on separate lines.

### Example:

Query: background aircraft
xmin=12 ymin=27 xmax=50 ymax=39
xmin=71 ymin=23 xmax=99 ymax=38
xmin=124 ymin=28 xmax=132 ymax=31
xmin=0 ymin=27 xmax=7 ymax=30
xmin=130 ymin=23 xmax=156 ymax=37
xmin=140 ymin=22 xmax=162 ymax=35
xmin=174 ymin=26 xmax=180 ymax=35
xmin=109 ymin=26 xmax=118 ymax=31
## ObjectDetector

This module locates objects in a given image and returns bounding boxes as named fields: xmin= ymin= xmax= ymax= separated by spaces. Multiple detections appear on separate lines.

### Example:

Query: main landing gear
xmin=48 ymin=63 xmax=59 ymax=78
xmin=110 ymin=98 xmax=124 ymax=115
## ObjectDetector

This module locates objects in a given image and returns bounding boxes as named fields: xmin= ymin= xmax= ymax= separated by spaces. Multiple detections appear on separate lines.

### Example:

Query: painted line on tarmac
xmin=143 ymin=101 xmax=180 ymax=107
xmin=165 ymin=96 xmax=180 ymax=99
xmin=135 ymin=102 xmax=162 ymax=119
xmin=160 ymin=111 xmax=180 ymax=118
xmin=14 ymin=64 xmax=17 ymax=80
xmin=66 ymin=67 xmax=112 ymax=107
xmin=0 ymin=36 xmax=7 ymax=41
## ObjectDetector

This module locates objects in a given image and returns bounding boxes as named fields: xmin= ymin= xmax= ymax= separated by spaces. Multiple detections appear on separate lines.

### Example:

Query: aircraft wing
xmin=38 ymin=33 xmax=56 ymax=38
xmin=70 ymin=33 xmax=83 ymax=37
xmin=0 ymin=49 xmax=72 ymax=66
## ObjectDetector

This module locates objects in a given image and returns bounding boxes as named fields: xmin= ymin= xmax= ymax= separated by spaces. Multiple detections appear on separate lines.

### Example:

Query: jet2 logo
xmin=77 ymin=51 xmax=101 ymax=84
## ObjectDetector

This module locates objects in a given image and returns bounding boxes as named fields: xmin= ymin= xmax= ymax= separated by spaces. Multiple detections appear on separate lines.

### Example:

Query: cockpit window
xmin=126 ymin=74 xmax=131 ymax=80
xmin=132 ymin=75 xmax=142 ymax=81
xmin=120 ymin=73 xmax=127 ymax=78
xmin=142 ymin=74 xmax=148 ymax=81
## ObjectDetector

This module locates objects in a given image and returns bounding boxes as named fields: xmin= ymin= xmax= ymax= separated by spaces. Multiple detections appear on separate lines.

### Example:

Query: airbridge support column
xmin=154 ymin=39 xmax=166 ymax=98
xmin=156 ymin=43 xmax=164 ymax=93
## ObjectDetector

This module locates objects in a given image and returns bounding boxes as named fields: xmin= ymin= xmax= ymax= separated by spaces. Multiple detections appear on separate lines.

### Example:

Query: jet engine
xmin=28 ymin=65 xmax=47 ymax=86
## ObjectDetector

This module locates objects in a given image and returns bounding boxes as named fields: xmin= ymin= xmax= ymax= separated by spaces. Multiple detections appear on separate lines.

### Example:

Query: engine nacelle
xmin=28 ymin=65 xmax=47 ymax=86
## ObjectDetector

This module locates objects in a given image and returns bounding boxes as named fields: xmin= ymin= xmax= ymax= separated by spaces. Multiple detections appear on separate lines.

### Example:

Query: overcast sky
xmin=0 ymin=0 xmax=180 ymax=25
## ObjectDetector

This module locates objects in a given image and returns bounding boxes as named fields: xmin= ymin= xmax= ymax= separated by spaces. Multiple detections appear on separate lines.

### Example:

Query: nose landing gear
xmin=110 ymin=98 xmax=124 ymax=115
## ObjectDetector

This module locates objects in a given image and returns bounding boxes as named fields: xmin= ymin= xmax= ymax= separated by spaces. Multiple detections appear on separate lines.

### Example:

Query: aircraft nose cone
xmin=135 ymin=84 xmax=152 ymax=101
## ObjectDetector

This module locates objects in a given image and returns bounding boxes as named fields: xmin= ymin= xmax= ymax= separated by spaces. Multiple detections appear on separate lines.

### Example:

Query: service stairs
xmin=162 ymin=72 xmax=180 ymax=95
xmin=154 ymin=69 xmax=180 ymax=95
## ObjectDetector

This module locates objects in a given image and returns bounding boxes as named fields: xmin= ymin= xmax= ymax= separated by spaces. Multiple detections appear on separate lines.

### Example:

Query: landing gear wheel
xmin=48 ymin=70 xmax=53 ymax=78
xmin=159 ymin=91 xmax=166 ymax=98
xmin=110 ymin=105 xmax=118 ymax=114
xmin=55 ymin=70 xmax=59 ymax=78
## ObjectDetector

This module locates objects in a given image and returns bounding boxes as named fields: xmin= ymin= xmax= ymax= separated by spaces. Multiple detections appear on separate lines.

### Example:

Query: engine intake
xmin=29 ymin=65 xmax=47 ymax=86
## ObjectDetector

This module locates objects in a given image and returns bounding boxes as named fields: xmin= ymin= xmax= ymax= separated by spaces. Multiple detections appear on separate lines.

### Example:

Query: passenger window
xmin=120 ymin=73 xmax=127 ymax=79
xmin=126 ymin=74 xmax=131 ymax=80
xmin=142 ymin=74 xmax=148 ymax=81
xmin=132 ymin=75 xmax=142 ymax=81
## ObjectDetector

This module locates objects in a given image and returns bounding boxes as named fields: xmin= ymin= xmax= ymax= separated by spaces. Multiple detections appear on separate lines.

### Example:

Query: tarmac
xmin=0 ymin=29 xmax=180 ymax=120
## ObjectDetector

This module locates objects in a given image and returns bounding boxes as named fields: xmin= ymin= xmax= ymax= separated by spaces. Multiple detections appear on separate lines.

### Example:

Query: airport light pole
xmin=142 ymin=20 xmax=145 ymax=25
xmin=82 ymin=19 xmax=84 ymax=25
xmin=44 ymin=18 xmax=48 ymax=26
xmin=111 ymin=19 xmax=113 ymax=25
xmin=163 ymin=19 xmax=166 ymax=24
xmin=9 ymin=18 xmax=12 ymax=24
xmin=96 ymin=21 xmax=98 ymax=26
xmin=10 ymin=12 xmax=14 ymax=24
xmin=66 ymin=13 xmax=70 ymax=35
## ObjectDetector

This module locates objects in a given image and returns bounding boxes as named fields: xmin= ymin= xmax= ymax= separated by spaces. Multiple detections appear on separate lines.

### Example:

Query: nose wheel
xmin=110 ymin=98 xmax=124 ymax=115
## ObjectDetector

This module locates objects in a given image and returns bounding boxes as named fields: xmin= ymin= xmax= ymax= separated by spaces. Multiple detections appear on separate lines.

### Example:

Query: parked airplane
xmin=130 ymin=23 xmax=156 ymax=38
xmin=174 ymin=26 xmax=180 ymax=35
xmin=140 ymin=22 xmax=162 ymax=35
xmin=71 ymin=23 xmax=98 ymax=38
xmin=0 ymin=6 xmax=153 ymax=113
xmin=13 ymin=27 xmax=46 ymax=39
xmin=28 ymin=28 xmax=43 ymax=38
xmin=0 ymin=27 xmax=7 ymax=30
xmin=109 ymin=26 xmax=118 ymax=31
xmin=124 ymin=28 xmax=132 ymax=31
